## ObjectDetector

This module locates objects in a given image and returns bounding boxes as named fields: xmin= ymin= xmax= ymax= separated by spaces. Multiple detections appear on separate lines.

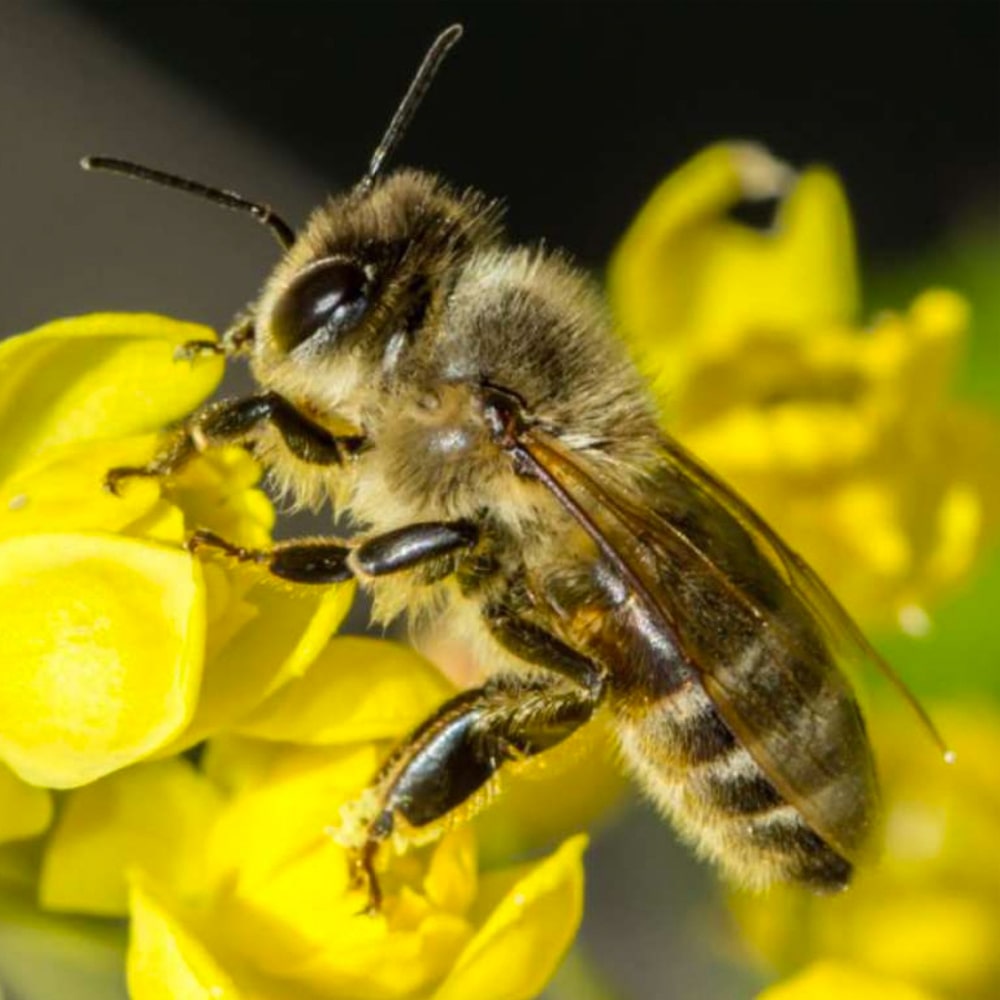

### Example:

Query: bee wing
xmin=522 ymin=429 xmax=889 ymax=861
xmin=642 ymin=433 xmax=947 ymax=752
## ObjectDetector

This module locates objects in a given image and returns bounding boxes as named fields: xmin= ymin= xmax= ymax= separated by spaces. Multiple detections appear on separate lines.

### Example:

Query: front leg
xmin=173 ymin=314 xmax=255 ymax=361
xmin=105 ymin=391 xmax=365 ymax=494
xmin=345 ymin=668 xmax=604 ymax=911
xmin=187 ymin=519 xmax=478 ymax=585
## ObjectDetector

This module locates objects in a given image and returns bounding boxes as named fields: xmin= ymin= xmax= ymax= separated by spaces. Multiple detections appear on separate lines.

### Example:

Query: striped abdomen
xmin=616 ymin=678 xmax=856 ymax=891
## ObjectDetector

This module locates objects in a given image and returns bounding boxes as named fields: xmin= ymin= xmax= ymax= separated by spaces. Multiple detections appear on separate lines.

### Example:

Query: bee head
xmin=253 ymin=171 xmax=500 ymax=371
xmin=250 ymin=24 xmax=493 ymax=372
xmin=80 ymin=25 xmax=478 ymax=385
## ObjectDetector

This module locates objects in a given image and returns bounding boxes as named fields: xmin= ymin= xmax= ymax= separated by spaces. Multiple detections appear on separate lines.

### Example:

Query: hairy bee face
xmin=250 ymin=172 xmax=501 ymax=407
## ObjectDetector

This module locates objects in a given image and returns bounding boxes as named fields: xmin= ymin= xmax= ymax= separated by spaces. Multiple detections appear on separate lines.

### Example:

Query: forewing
xmin=521 ymin=429 xmax=880 ymax=860
xmin=651 ymin=433 xmax=948 ymax=755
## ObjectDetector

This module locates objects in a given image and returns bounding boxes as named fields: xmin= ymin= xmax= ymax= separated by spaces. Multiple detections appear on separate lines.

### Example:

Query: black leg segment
xmin=485 ymin=603 xmax=604 ymax=694
xmin=105 ymin=391 xmax=365 ymax=493
xmin=175 ymin=315 xmax=255 ymax=361
xmin=186 ymin=519 xmax=478 ymax=586
xmin=354 ymin=521 xmax=478 ymax=576
xmin=187 ymin=529 xmax=353 ymax=584
xmin=193 ymin=392 xmax=364 ymax=465
xmin=352 ymin=666 xmax=605 ymax=910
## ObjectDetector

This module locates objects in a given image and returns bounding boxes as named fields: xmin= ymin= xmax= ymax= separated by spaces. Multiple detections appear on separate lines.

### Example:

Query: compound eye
xmin=270 ymin=258 xmax=369 ymax=352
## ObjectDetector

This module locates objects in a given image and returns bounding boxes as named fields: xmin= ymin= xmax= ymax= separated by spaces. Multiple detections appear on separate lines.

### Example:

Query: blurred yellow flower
xmin=611 ymin=143 xmax=1000 ymax=1000
xmin=757 ymin=960 xmax=942 ymax=1000
xmin=734 ymin=704 xmax=1000 ymax=1000
xmin=610 ymin=143 xmax=1000 ymax=629
xmin=0 ymin=762 xmax=51 ymax=845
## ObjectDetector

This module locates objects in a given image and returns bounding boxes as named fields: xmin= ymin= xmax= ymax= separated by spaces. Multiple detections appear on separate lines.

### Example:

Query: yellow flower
xmin=733 ymin=704 xmax=1000 ymax=999
xmin=0 ymin=314 xmax=352 ymax=788
xmin=757 ymin=960 xmax=942 ymax=1000
xmin=36 ymin=640 xmax=585 ymax=1000
xmin=0 ymin=314 xmax=588 ymax=998
xmin=609 ymin=143 xmax=1000 ymax=628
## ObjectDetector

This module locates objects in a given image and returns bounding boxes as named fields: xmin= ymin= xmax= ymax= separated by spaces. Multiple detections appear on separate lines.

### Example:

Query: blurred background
xmin=0 ymin=2 xmax=997 ymax=998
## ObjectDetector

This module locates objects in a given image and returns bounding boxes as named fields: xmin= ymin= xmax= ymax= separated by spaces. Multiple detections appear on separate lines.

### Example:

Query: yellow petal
xmin=128 ymin=877 xmax=247 ymax=1000
xmin=161 ymin=570 xmax=355 ymax=753
xmin=609 ymin=145 xmax=857 ymax=389
xmin=40 ymin=758 xmax=222 ymax=917
xmin=165 ymin=447 xmax=274 ymax=550
xmin=200 ymin=743 xmax=472 ymax=997
xmin=219 ymin=826 xmax=474 ymax=998
xmin=201 ymin=739 xmax=577 ymax=1000
xmin=432 ymin=834 xmax=588 ymax=1000
xmin=0 ymin=533 xmax=205 ymax=787
xmin=214 ymin=839 xmax=467 ymax=999
xmin=610 ymin=143 xmax=795 ymax=355
xmin=204 ymin=743 xmax=381 ymax=892
xmin=423 ymin=826 xmax=478 ymax=915
xmin=758 ymin=961 xmax=940 ymax=1000
xmin=123 ymin=498 xmax=188 ymax=545
xmin=236 ymin=637 xmax=453 ymax=744
xmin=0 ymin=436 xmax=162 ymax=541
xmin=273 ymin=910 xmax=472 ymax=1000
xmin=908 ymin=289 xmax=970 ymax=346
xmin=0 ymin=761 xmax=52 ymax=844
xmin=0 ymin=313 xmax=222 ymax=483
xmin=925 ymin=480 xmax=985 ymax=585
xmin=201 ymin=734 xmax=285 ymax=798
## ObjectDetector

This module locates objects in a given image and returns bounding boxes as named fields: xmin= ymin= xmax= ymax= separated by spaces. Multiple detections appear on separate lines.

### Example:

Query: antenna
xmin=80 ymin=156 xmax=296 ymax=250
xmin=362 ymin=23 xmax=464 ymax=191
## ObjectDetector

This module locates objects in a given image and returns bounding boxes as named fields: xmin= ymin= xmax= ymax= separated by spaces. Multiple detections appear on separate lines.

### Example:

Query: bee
xmin=85 ymin=24 xmax=947 ymax=908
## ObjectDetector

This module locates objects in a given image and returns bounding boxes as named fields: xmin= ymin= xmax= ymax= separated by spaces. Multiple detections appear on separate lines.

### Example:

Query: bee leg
xmin=352 ymin=522 xmax=478 ymax=577
xmin=105 ymin=391 xmax=365 ymax=493
xmin=104 ymin=429 xmax=196 ymax=495
xmin=187 ymin=519 xmax=477 ymax=586
xmin=348 ymin=669 xmax=604 ymax=912
xmin=484 ymin=604 xmax=605 ymax=695
xmin=187 ymin=530 xmax=354 ymax=584
xmin=175 ymin=315 xmax=255 ymax=361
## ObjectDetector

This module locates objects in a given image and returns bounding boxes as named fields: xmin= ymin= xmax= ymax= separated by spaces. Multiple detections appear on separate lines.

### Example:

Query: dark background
xmin=1 ymin=3 xmax=997 ymax=998
xmin=81 ymin=0 xmax=999 ymax=266
xmin=3 ymin=1 xmax=997 ymax=338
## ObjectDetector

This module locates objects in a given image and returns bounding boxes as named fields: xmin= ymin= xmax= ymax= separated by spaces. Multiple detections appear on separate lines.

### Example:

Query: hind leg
xmin=347 ymin=664 xmax=604 ymax=912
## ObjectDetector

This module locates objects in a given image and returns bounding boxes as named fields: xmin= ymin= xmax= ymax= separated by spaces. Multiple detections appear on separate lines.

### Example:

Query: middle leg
xmin=187 ymin=519 xmax=478 ymax=584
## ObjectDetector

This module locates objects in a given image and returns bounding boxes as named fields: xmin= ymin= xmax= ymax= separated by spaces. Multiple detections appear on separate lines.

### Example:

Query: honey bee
xmin=84 ymin=24 xmax=946 ymax=908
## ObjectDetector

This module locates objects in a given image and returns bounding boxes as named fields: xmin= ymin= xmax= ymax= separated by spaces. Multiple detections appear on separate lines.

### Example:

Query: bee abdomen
xmin=696 ymin=756 xmax=784 ymax=815
xmin=617 ymin=681 xmax=853 ymax=892
xmin=743 ymin=805 xmax=852 ymax=890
